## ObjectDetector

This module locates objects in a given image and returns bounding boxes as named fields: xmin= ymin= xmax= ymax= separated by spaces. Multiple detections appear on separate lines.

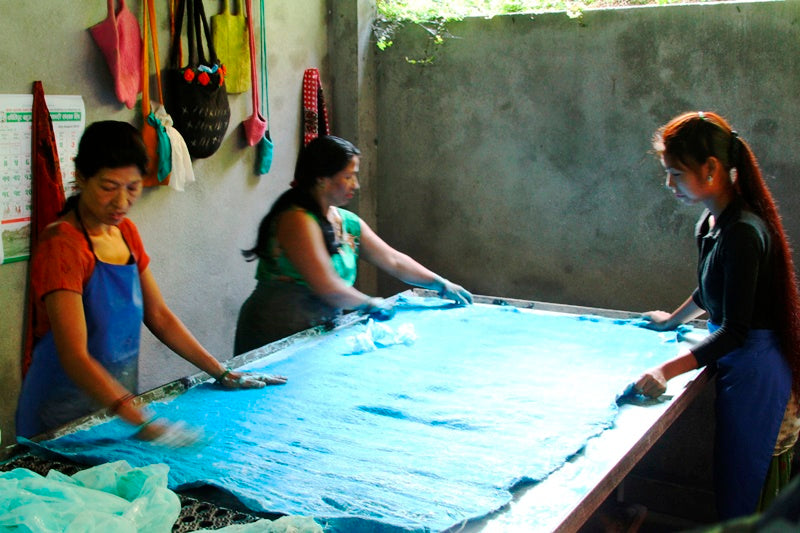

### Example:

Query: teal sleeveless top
xmin=255 ymin=207 xmax=361 ymax=287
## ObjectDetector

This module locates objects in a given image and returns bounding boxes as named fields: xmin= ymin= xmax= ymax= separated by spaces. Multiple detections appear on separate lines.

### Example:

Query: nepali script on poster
xmin=0 ymin=94 xmax=85 ymax=264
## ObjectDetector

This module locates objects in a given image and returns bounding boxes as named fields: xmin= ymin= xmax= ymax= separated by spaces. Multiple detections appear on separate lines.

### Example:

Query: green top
xmin=255 ymin=207 xmax=361 ymax=287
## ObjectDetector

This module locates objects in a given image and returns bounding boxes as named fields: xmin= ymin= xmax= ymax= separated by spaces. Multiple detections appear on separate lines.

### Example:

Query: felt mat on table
xmin=24 ymin=299 xmax=692 ymax=532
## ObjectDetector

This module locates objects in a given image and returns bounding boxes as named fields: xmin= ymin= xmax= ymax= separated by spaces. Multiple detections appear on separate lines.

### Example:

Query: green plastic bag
xmin=0 ymin=460 xmax=180 ymax=532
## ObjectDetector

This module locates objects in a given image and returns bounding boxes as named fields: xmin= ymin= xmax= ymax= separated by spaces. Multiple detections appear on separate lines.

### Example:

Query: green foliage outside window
xmin=376 ymin=0 xmax=740 ymax=21
xmin=374 ymin=0 xmax=742 ymax=62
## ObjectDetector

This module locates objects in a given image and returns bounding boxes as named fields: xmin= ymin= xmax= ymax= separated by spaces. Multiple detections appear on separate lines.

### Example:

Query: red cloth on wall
xmin=22 ymin=81 xmax=67 ymax=376
xmin=30 ymin=82 xmax=66 ymax=244
xmin=302 ymin=68 xmax=330 ymax=146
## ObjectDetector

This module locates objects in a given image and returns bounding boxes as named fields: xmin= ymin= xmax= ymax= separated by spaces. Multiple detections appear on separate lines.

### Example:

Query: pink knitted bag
xmin=89 ymin=0 xmax=142 ymax=109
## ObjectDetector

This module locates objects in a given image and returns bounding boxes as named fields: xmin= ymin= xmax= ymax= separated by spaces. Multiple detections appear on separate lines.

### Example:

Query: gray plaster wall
xmin=371 ymin=3 xmax=799 ymax=517
xmin=374 ymin=1 xmax=800 ymax=314
xmin=0 ymin=0 xmax=330 ymax=446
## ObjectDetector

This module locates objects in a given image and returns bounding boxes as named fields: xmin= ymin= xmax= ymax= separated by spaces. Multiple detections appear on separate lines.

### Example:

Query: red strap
xmin=245 ymin=0 xmax=259 ymax=114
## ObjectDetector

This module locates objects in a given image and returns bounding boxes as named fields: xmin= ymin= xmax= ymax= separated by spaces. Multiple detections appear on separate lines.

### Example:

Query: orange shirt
xmin=30 ymin=218 xmax=150 ymax=339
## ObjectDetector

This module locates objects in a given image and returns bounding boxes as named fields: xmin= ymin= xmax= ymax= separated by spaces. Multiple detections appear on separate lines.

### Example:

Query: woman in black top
xmin=636 ymin=111 xmax=800 ymax=519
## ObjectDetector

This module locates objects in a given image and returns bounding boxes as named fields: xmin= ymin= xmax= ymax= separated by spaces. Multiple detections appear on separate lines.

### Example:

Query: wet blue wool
xmin=28 ymin=300 xmax=688 ymax=532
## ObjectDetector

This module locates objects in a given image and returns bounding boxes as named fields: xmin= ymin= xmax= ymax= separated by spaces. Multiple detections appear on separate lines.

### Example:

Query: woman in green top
xmin=234 ymin=135 xmax=472 ymax=355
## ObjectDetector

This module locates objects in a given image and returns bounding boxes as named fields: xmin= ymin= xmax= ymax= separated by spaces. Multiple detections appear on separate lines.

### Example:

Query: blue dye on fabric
xmin=25 ymin=299 xmax=693 ymax=532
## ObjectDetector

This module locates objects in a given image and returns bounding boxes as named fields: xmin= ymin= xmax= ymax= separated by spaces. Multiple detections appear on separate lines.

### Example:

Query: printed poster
xmin=0 ymin=94 xmax=84 ymax=264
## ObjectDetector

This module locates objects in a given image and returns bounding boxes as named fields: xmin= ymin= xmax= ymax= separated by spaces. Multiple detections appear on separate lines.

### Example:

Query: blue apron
xmin=15 ymin=224 xmax=143 ymax=438
xmin=709 ymin=322 xmax=791 ymax=519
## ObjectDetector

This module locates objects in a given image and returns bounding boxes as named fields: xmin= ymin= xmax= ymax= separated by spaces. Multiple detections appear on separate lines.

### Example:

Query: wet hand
xmin=436 ymin=278 xmax=473 ymax=305
xmin=217 ymin=370 xmax=288 ymax=389
xmin=135 ymin=419 xmax=204 ymax=448
xmin=635 ymin=368 xmax=668 ymax=398
xmin=637 ymin=310 xmax=674 ymax=332
xmin=359 ymin=297 xmax=396 ymax=321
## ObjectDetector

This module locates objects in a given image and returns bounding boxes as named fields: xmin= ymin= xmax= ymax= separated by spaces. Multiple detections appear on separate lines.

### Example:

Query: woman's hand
xmin=216 ymin=370 xmax=288 ymax=389
xmin=134 ymin=419 xmax=204 ymax=447
xmin=436 ymin=278 xmax=473 ymax=305
xmin=638 ymin=310 xmax=677 ymax=331
xmin=635 ymin=367 xmax=668 ymax=398
xmin=358 ymin=296 xmax=396 ymax=321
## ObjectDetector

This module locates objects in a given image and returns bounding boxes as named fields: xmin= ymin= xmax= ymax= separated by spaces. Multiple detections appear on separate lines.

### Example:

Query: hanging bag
xmin=302 ymin=68 xmax=330 ymax=146
xmin=211 ymin=0 xmax=250 ymax=94
xmin=140 ymin=0 xmax=172 ymax=187
xmin=89 ymin=0 xmax=142 ymax=109
xmin=144 ymin=0 xmax=197 ymax=192
xmin=166 ymin=0 xmax=231 ymax=159
xmin=242 ymin=0 xmax=266 ymax=146
xmin=254 ymin=0 xmax=274 ymax=174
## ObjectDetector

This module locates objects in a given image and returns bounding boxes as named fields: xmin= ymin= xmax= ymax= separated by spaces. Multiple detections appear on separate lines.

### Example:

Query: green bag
xmin=256 ymin=133 xmax=274 ymax=175
xmin=211 ymin=0 xmax=250 ymax=94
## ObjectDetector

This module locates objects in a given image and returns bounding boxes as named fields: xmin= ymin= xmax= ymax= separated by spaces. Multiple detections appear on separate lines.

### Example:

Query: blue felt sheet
xmin=24 ymin=299 xmax=692 ymax=532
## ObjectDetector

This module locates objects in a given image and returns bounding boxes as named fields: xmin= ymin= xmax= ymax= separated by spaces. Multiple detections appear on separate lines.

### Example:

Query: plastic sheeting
xmin=0 ymin=461 xmax=179 ymax=532
xmin=24 ymin=299 xmax=692 ymax=532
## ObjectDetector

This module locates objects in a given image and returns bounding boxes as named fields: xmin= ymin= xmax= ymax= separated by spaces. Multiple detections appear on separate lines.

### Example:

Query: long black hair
xmin=61 ymin=121 xmax=148 ymax=215
xmin=242 ymin=135 xmax=361 ymax=261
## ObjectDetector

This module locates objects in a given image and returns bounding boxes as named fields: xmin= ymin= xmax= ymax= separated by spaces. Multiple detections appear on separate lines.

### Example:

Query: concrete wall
xmin=371 ymin=1 xmax=800 ymax=519
xmin=374 ymin=1 xmax=800 ymax=316
xmin=0 ymin=0 xmax=331 ymax=446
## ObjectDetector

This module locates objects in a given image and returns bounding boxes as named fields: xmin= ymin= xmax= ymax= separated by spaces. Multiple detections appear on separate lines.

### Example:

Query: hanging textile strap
xmin=259 ymin=0 xmax=270 ymax=130
xmin=145 ymin=0 xmax=167 ymax=106
xmin=169 ymin=0 xmax=183 ymax=66
xmin=246 ymin=0 xmax=260 ymax=119
xmin=141 ymin=0 xmax=172 ymax=185
xmin=23 ymin=81 xmax=67 ymax=376
xmin=302 ymin=68 xmax=329 ymax=146
xmin=241 ymin=0 xmax=266 ymax=146
xmin=252 ymin=0 xmax=274 ymax=175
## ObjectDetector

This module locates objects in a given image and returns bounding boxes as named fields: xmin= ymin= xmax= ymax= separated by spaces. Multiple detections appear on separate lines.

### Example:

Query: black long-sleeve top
xmin=690 ymin=197 xmax=778 ymax=368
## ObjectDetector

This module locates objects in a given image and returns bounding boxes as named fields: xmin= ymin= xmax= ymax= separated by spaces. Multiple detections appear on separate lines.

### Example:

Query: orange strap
xmin=147 ymin=0 xmax=165 ymax=102
xmin=141 ymin=0 xmax=150 ymax=116
xmin=141 ymin=0 xmax=165 ymax=117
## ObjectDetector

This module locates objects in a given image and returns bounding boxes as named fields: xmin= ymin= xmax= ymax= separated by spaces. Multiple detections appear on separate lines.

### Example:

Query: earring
xmin=707 ymin=175 xmax=713 ymax=183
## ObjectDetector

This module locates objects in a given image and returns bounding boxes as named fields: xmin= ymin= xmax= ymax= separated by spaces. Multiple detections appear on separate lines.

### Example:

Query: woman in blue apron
xmin=16 ymin=121 xmax=286 ymax=445
xmin=635 ymin=111 xmax=800 ymax=519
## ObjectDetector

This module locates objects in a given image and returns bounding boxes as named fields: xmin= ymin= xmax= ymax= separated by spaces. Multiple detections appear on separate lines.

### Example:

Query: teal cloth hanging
xmin=146 ymin=111 xmax=172 ymax=182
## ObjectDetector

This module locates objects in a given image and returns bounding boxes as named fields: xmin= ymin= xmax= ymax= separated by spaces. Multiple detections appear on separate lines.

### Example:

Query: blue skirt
xmin=710 ymin=324 xmax=791 ymax=519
